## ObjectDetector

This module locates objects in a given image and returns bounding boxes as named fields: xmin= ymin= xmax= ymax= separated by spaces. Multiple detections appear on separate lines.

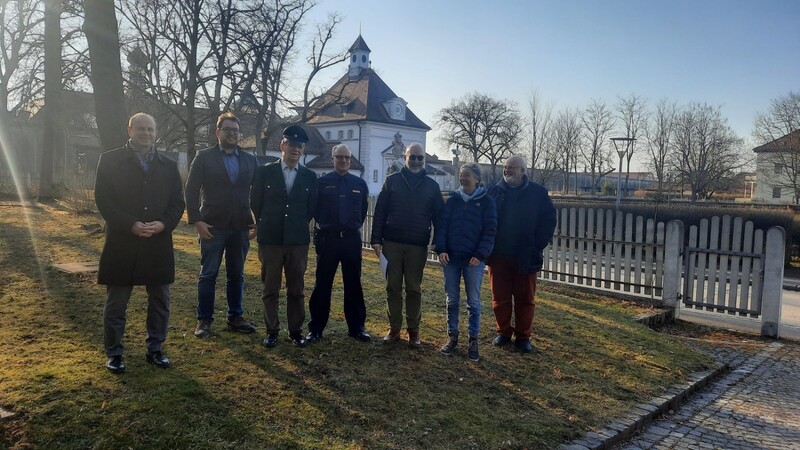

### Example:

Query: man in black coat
xmin=95 ymin=112 xmax=185 ymax=373
xmin=371 ymin=143 xmax=443 ymax=348
xmin=487 ymin=155 xmax=557 ymax=353
xmin=184 ymin=112 xmax=257 ymax=338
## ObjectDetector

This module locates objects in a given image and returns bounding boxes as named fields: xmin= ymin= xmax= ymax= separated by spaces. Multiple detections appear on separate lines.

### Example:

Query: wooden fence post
xmin=663 ymin=220 xmax=684 ymax=312
xmin=761 ymin=226 xmax=785 ymax=338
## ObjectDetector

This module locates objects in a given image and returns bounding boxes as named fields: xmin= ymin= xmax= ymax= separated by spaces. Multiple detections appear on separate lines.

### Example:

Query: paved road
xmin=616 ymin=340 xmax=800 ymax=450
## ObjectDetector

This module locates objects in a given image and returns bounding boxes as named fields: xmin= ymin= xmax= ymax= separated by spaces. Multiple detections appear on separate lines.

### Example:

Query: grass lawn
xmin=0 ymin=200 xmax=713 ymax=449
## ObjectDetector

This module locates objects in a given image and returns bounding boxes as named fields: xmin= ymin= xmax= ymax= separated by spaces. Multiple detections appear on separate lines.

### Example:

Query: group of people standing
xmin=95 ymin=111 xmax=555 ymax=374
xmin=372 ymin=149 xmax=557 ymax=362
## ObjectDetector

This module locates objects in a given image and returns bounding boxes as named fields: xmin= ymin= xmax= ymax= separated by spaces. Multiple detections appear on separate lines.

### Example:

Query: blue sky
xmin=303 ymin=0 xmax=800 ymax=166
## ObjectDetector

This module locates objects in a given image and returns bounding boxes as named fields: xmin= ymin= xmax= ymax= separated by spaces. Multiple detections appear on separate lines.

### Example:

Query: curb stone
xmin=559 ymin=365 xmax=728 ymax=450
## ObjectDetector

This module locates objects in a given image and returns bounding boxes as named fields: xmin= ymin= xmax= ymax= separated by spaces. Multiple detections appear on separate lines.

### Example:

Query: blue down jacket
xmin=434 ymin=187 xmax=497 ymax=263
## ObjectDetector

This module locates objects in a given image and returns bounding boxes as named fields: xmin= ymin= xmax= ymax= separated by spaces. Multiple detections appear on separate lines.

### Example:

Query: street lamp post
xmin=610 ymin=137 xmax=636 ymax=211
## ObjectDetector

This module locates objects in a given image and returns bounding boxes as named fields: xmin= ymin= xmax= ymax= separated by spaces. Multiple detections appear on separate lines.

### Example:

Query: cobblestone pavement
xmin=617 ymin=339 xmax=800 ymax=450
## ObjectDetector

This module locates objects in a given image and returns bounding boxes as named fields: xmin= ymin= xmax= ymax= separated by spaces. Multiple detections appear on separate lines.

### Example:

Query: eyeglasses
xmin=333 ymin=155 xmax=351 ymax=160
xmin=408 ymin=154 xmax=425 ymax=161
xmin=220 ymin=127 xmax=240 ymax=134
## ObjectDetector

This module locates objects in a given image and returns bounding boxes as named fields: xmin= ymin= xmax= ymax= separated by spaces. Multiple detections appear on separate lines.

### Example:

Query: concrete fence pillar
xmin=663 ymin=220 xmax=684 ymax=312
xmin=761 ymin=226 xmax=785 ymax=338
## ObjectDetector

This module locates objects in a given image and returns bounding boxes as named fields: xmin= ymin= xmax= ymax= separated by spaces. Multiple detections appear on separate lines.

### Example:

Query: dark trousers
xmin=308 ymin=230 xmax=366 ymax=335
xmin=104 ymin=284 xmax=170 ymax=356
xmin=258 ymin=244 xmax=308 ymax=334
xmin=487 ymin=256 xmax=537 ymax=340
xmin=196 ymin=228 xmax=249 ymax=322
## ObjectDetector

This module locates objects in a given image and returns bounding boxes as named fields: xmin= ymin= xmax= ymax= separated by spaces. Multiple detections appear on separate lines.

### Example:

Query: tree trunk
xmin=84 ymin=0 xmax=129 ymax=151
xmin=39 ymin=0 xmax=63 ymax=200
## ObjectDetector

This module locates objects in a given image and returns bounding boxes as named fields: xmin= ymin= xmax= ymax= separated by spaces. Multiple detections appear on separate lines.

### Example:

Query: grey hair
xmin=128 ymin=112 xmax=155 ymax=128
xmin=460 ymin=162 xmax=482 ymax=183
xmin=332 ymin=143 xmax=351 ymax=155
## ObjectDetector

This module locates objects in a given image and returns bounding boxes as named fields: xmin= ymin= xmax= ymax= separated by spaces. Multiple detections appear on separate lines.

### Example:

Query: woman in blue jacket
xmin=434 ymin=163 xmax=497 ymax=361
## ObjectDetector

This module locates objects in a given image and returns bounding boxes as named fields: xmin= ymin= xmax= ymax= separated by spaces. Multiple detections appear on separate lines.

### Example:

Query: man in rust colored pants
xmin=487 ymin=155 xmax=556 ymax=353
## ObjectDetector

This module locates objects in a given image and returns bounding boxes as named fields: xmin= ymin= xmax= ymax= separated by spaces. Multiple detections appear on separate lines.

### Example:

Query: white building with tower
xmin=303 ymin=35 xmax=450 ymax=194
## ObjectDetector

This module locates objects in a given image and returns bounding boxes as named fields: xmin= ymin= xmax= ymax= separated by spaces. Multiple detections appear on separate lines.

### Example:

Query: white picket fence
xmin=540 ymin=207 xmax=785 ymax=338
xmin=361 ymin=201 xmax=786 ymax=337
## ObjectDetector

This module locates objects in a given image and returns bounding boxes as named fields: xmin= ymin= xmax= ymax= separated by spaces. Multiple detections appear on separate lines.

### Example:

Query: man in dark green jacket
xmin=251 ymin=125 xmax=317 ymax=348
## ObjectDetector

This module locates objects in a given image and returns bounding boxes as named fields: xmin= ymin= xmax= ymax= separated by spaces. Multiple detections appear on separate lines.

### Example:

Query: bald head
xmin=404 ymin=142 xmax=425 ymax=173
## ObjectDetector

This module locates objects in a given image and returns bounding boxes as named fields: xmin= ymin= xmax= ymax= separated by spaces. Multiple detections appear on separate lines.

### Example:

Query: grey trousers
xmin=103 ymin=284 xmax=170 ymax=356
xmin=259 ymin=244 xmax=308 ymax=334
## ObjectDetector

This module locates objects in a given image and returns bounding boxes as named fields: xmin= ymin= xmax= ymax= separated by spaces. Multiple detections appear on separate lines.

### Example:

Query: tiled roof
xmin=305 ymin=69 xmax=430 ymax=130
xmin=349 ymin=35 xmax=371 ymax=53
xmin=753 ymin=129 xmax=800 ymax=153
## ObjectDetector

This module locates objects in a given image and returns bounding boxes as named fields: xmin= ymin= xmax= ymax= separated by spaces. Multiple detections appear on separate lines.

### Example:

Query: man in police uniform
xmin=251 ymin=125 xmax=317 ymax=348
xmin=307 ymin=144 xmax=371 ymax=343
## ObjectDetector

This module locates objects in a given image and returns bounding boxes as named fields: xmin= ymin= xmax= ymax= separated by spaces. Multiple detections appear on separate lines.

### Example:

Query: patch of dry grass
xmin=0 ymin=201 xmax=713 ymax=449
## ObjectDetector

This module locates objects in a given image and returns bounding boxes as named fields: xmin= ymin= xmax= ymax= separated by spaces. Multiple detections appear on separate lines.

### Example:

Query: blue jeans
xmin=442 ymin=260 xmax=485 ymax=337
xmin=197 ymin=228 xmax=249 ymax=322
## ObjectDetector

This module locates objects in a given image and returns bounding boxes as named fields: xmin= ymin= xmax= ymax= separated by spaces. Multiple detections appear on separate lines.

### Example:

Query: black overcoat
xmin=95 ymin=145 xmax=185 ymax=285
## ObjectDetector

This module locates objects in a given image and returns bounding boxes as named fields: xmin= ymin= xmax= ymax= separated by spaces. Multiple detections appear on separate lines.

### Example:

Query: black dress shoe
xmin=289 ymin=333 xmax=307 ymax=348
xmin=146 ymin=351 xmax=171 ymax=368
xmin=514 ymin=339 xmax=533 ymax=353
xmin=263 ymin=333 xmax=279 ymax=348
xmin=306 ymin=331 xmax=322 ymax=343
xmin=348 ymin=330 xmax=371 ymax=343
xmin=106 ymin=355 xmax=125 ymax=373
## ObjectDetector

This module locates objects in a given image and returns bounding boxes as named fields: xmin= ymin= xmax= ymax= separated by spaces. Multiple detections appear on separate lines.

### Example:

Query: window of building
xmin=774 ymin=163 xmax=784 ymax=174
xmin=347 ymin=129 xmax=354 ymax=139
xmin=325 ymin=131 xmax=330 ymax=140
xmin=773 ymin=187 xmax=782 ymax=199
xmin=373 ymin=170 xmax=378 ymax=182
xmin=338 ymin=130 xmax=343 ymax=140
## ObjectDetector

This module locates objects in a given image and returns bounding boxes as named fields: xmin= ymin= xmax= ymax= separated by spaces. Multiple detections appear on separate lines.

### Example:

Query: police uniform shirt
xmin=316 ymin=172 xmax=368 ymax=231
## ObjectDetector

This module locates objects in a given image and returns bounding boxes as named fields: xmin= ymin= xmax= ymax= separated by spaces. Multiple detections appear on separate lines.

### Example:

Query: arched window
xmin=361 ymin=55 xmax=367 ymax=63
xmin=351 ymin=55 xmax=356 ymax=63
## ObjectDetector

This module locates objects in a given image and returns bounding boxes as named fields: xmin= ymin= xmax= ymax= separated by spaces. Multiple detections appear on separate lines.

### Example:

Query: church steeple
xmin=348 ymin=34 xmax=371 ymax=79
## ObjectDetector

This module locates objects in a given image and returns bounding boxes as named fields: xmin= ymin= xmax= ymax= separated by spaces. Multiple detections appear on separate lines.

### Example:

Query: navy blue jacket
xmin=434 ymin=188 xmax=497 ymax=263
xmin=488 ymin=176 xmax=557 ymax=273
xmin=315 ymin=171 xmax=368 ymax=231
xmin=371 ymin=167 xmax=444 ymax=247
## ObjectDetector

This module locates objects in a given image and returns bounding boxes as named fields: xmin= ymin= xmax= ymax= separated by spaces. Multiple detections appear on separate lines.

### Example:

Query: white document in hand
xmin=379 ymin=251 xmax=389 ymax=280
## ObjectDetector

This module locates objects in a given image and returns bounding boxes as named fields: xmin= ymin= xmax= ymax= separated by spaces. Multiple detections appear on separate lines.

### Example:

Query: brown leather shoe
xmin=382 ymin=328 xmax=401 ymax=344
xmin=408 ymin=330 xmax=421 ymax=349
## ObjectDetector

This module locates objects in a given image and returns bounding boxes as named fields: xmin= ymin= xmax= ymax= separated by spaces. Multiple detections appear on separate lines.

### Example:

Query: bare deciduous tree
xmin=0 ymin=0 xmax=44 ymax=119
xmin=616 ymin=94 xmax=648 ymax=191
xmin=644 ymin=98 xmax=676 ymax=194
xmin=437 ymin=92 xmax=524 ymax=183
xmin=580 ymin=99 xmax=616 ymax=194
xmin=39 ymin=0 xmax=61 ymax=198
xmin=671 ymin=103 xmax=746 ymax=201
xmin=84 ymin=0 xmax=128 ymax=150
xmin=553 ymin=107 xmax=581 ymax=194
xmin=526 ymin=90 xmax=558 ymax=185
